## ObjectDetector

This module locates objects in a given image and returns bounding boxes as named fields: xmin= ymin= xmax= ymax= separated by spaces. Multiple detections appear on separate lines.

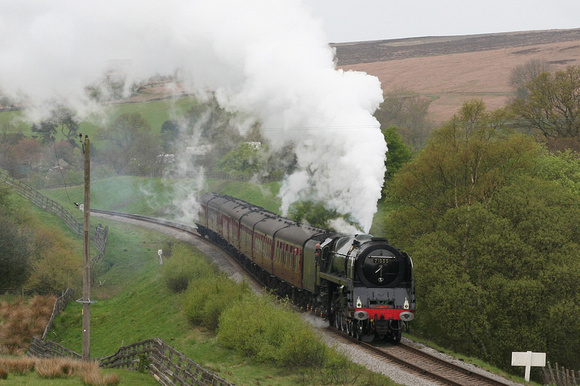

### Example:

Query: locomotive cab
xmin=322 ymin=234 xmax=415 ymax=343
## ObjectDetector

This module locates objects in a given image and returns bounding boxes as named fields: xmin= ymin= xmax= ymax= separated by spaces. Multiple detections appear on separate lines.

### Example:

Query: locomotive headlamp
xmin=400 ymin=311 xmax=414 ymax=321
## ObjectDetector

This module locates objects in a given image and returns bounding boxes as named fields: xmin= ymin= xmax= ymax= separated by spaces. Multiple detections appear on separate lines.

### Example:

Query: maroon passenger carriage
xmin=196 ymin=192 xmax=415 ymax=343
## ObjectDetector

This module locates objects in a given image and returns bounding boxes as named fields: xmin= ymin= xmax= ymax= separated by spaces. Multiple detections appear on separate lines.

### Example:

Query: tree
xmin=52 ymin=106 xmax=80 ymax=146
xmin=31 ymin=120 xmax=57 ymax=145
xmin=510 ymin=65 xmax=580 ymax=144
xmin=388 ymin=99 xmax=539 ymax=241
xmin=288 ymin=201 xmax=340 ymax=229
xmin=11 ymin=138 xmax=42 ymax=172
xmin=386 ymin=101 xmax=580 ymax=370
xmin=181 ymin=98 xmax=244 ymax=170
xmin=374 ymin=87 xmax=433 ymax=150
xmin=382 ymin=126 xmax=412 ymax=183
xmin=0 ymin=215 xmax=31 ymax=288
xmin=217 ymin=142 xmax=262 ymax=177
xmin=508 ymin=58 xmax=552 ymax=100
xmin=97 ymin=112 xmax=160 ymax=175
xmin=0 ymin=187 xmax=31 ymax=288
xmin=26 ymin=226 xmax=82 ymax=293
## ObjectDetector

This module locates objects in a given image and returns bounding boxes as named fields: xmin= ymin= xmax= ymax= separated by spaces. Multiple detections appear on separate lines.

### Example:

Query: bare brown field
xmin=337 ymin=31 xmax=580 ymax=123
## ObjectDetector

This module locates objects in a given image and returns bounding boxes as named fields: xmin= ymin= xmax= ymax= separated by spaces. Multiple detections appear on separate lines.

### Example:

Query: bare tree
xmin=509 ymin=58 xmax=552 ymax=100
xmin=374 ymin=87 xmax=433 ymax=150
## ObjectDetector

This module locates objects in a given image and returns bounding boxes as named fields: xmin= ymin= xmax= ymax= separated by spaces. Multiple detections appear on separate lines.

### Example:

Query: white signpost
xmin=511 ymin=351 xmax=546 ymax=382
xmin=158 ymin=249 xmax=163 ymax=265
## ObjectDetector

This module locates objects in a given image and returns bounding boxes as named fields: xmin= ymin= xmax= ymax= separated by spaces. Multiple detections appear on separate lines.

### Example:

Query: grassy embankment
xmin=39 ymin=179 xmax=395 ymax=385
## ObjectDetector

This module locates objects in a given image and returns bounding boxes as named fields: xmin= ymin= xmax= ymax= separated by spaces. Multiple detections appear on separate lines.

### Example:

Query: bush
xmin=218 ymin=294 xmax=328 ymax=367
xmin=181 ymin=276 xmax=250 ymax=332
xmin=161 ymin=243 xmax=215 ymax=292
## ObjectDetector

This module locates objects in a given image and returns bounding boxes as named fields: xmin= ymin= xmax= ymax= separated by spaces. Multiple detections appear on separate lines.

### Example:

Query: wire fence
xmin=543 ymin=361 xmax=579 ymax=386
xmin=0 ymin=169 xmax=108 ymax=263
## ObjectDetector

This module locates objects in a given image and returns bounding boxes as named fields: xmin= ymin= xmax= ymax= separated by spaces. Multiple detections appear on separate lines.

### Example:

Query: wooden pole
xmin=82 ymin=135 xmax=91 ymax=361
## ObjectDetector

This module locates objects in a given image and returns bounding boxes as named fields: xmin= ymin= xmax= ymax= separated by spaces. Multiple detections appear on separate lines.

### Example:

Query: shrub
xmin=181 ymin=276 xmax=250 ymax=332
xmin=218 ymin=294 xmax=329 ymax=367
xmin=162 ymin=243 xmax=215 ymax=292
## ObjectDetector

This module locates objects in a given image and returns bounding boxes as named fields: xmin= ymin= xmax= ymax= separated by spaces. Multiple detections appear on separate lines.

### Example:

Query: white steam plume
xmin=0 ymin=0 xmax=385 ymax=232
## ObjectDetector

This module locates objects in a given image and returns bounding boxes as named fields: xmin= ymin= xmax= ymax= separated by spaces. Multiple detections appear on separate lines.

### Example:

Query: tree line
xmin=377 ymin=61 xmax=580 ymax=375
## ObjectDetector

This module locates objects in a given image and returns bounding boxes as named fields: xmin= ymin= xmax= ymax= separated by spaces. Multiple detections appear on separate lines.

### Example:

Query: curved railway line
xmin=92 ymin=209 xmax=518 ymax=386
xmin=328 ymin=327 xmax=512 ymax=386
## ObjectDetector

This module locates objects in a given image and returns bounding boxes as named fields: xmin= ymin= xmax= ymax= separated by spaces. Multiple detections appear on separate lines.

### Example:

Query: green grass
xmin=105 ymin=97 xmax=196 ymax=132
xmin=0 ymin=96 xmax=196 ymax=147
xmin=41 ymin=176 xmax=283 ymax=219
xmin=39 ymin=181 xmax=396 ymax=384
xmin=45 ymin=219 xmax=299 ymax=384
xmin=48 ymin=219 xmax=389 ymax=385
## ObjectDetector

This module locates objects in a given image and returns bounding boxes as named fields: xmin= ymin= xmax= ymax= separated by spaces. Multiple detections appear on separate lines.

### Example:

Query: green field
xmin=0 ymin=96 xmax=195 ymax=146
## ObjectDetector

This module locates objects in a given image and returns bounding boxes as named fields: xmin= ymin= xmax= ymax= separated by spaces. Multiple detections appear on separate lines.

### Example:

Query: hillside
xmin=333 ymin=28 xmax=580 ymax=123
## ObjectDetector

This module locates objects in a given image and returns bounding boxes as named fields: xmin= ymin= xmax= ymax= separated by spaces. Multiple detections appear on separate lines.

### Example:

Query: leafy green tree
xmin=52 ymin=106 xmax=80 ymax=146
xmin=29 ymin=106 xmax=80 ymax=146
xmin=510 ymin=65 xmax=580 ymax=148
xmin=31 ymin=120 xmax=57 ymax=145
xmin=388 ymin=100 xmax=539 ymax=243
xmin=27 ymin=225 xmax=82 ymax=293
xmin=288 ymin=201 xmax=340 ymax=229
xmin=217 ymin=142 xmax=262 ymax=177
xmin=382 ymin=126 xmax=413 ymax=183
xmin=386 ymin=100 xmax=580 ymax=370
xmin=533 ymin=149 xmax=580 ymax=195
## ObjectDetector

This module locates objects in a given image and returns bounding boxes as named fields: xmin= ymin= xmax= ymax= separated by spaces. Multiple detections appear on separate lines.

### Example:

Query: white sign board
xmin=158 ymin=249 xmax=163 ymax=265
xmin=511 ymin=351 xmax=546 ymax=382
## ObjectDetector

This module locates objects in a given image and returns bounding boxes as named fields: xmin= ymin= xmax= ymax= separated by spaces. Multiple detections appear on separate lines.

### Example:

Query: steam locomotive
xmin=196 ymin=192 xmax=415 ymax=343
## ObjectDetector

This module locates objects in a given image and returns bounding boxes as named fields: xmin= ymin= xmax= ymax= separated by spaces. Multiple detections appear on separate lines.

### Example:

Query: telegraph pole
xmin=77 ymin=135 xmax=94 ymax=361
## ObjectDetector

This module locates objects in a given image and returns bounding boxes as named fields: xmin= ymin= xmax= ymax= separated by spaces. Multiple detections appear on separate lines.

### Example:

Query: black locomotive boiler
xmin=196 ymin=193 xmax=415 ymax=343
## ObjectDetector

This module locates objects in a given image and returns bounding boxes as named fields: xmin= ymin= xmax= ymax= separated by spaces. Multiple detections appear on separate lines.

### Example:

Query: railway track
xmin=92 ymin=209 xmax=516 ymax=386
xmin=329 ymin=327 xmax=512 ymax=386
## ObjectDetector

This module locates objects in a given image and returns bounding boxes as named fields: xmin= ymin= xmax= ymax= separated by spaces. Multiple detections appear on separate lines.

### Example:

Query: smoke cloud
xmin=0 ymin=0 xmax=385 ymax=232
